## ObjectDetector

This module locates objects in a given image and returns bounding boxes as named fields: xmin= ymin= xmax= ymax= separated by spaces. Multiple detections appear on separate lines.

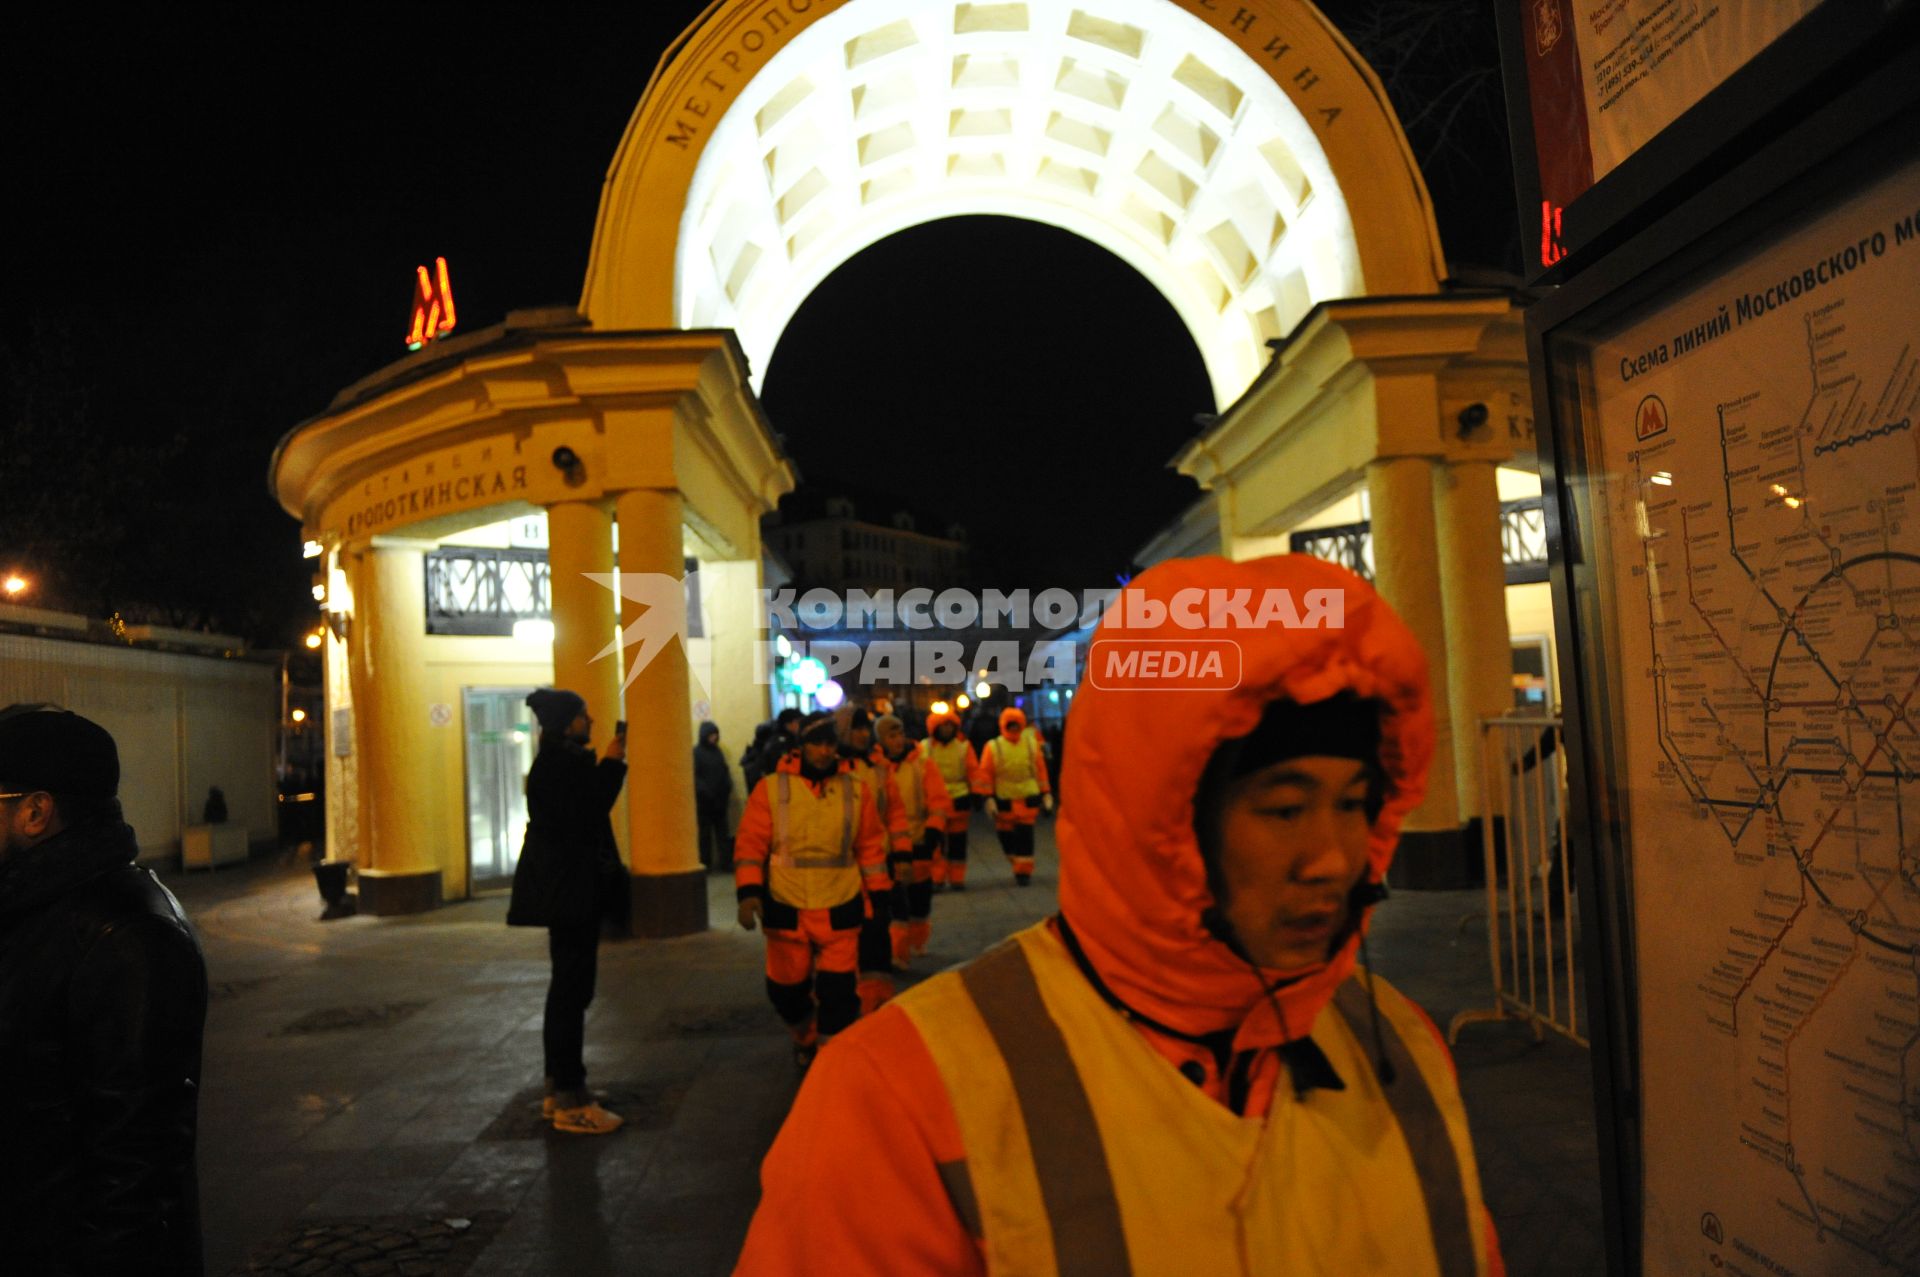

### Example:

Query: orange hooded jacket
xmin=733 ymin=753 xmax=894 ymax=906
xmin=973 ymin=706 xmax=1051 ymax=799
xmin=922 ymin=709 xmax=980 ymax=799
xmin=735 ymin=555 xmax=1501 ymax=1275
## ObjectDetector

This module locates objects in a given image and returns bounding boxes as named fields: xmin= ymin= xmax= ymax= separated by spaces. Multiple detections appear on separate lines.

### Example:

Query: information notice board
xmin=1541 ymin=122 xmax=1920 ymax=1274
xmin=1499 ymin=0 xmax=1907 ymax=282
xmin=1520 ymin=0 xmax=1819 ymax=214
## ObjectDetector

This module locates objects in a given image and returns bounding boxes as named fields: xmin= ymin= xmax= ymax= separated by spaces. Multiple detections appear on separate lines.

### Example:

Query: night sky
xmin=4 ymin=2 xmax=1510 ymax=648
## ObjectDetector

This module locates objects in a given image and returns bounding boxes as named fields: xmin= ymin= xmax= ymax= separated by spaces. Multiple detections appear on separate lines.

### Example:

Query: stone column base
xmin=628 ymin=870 xmax=709 ymax=938
xmin=1386 ymin=827 xmax=1473 ymax=890
xmin=356 ymin=868 xmax=443 ymax=915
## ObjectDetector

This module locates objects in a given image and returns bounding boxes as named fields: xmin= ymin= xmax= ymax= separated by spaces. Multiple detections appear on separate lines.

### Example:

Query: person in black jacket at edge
xmin=0 ymin=703 xmax=209 ymax=1275
xmin=507 ymin=688 xmax=627 ymax=1135
xmin=693 ymin=719 xmax=734 ymax=871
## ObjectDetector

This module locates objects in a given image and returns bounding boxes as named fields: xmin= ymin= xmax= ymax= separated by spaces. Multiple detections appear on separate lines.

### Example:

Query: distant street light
xmin=290 ymin=708 xmax=308 ymax=724
xmin=975 ymin=681 xmax=991 ymax=698
xmin=304 ymin=631 xmax=324 ymax=649
xmin=3 ymin=574 xmax=29 ymax=598
xmin=955 ymin=694 xmax=970 ymax=710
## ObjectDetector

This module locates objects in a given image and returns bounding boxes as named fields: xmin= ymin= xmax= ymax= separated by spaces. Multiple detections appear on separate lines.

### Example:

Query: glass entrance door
xmin=464 ymin=688 xmax=536 ymax=890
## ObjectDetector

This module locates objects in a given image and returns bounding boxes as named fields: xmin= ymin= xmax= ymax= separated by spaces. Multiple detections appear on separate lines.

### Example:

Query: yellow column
xmin=615 ymin=487 xmax=707 ymax=936
xmin=1434 ymin=460 xmax=1514 ymax=821
xmin=1367 ymin=457 xmax=1464 ymax=884
xmin=341 ymin=537 xmax=444 ymax=913
xmin=702 ymin=556 xmax=771 ymax=828
xmin=545 ymin=499 xmax=627 ymax=862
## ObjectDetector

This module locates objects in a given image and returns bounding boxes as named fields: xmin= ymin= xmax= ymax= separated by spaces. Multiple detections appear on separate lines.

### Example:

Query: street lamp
xmin=304 ymin=631 xmax=324 ymax=650
xmin=3 ymin=574 xmax=29 ymax=599
xmin=975 ymin=681 xmax=991 ymax=699
xmin=290 ymin=708 xmax=308 ymax=724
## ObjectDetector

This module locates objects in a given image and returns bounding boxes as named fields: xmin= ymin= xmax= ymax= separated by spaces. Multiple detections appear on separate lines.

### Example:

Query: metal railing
xmin=1500 ymin=498 xmax=1550 ymax=584
xmin=1448 ymin=713 xmax=1586 ymax=1048
xmin=1287 ymin=498 xmax=1548 ymax=585
xmin=424 ymin=547 xmax=550 ymax=636
xmin=1288 ymin=520 xmax=1373 ymax=580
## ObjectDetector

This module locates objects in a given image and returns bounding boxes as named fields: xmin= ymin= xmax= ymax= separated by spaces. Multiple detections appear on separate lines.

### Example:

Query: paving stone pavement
xmin=173 ymin=817 xmax=1606 ymax=1276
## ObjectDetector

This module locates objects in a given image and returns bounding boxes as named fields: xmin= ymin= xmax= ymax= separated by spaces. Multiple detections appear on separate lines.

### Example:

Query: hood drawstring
xmin=1055 ymin=913 xmax=1237 ymax=1068
xmin=1343 ymin=878 xmax=1397 ymax=1086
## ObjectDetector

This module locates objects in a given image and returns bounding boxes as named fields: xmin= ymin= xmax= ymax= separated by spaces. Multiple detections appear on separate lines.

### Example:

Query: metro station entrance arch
xmin=588 ymin=0 xmax=1447 ymax=407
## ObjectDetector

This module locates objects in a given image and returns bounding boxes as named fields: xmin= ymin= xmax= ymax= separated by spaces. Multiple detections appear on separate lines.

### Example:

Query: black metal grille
xmin=424 ymin=548 xmax=550 ymax=636
xmin=1286 ymin=498 xmax=1549 ymax=585
xmin=1501 ymin=498 xmax=1550 ymax=584
xmin=1288 ymin=520 xmax=1373 ymax=581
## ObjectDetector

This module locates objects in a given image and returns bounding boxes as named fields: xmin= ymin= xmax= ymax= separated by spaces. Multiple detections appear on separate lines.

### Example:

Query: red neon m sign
xmin=405 ymin=257 xmax=457 ymax=350
xmin=1540 ymin=201 xmax=1567 ymax=268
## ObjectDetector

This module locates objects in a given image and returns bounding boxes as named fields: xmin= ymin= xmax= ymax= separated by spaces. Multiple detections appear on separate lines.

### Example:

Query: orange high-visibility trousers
xmin=891 ymin=834 xmax=938 ymax=962
xmin=936 ymin=795 xmax=974 ymax=885
xmin=764 ymin=906 xmax=861 ymax=1039
xmin=992 ymin=795 xmax=1039 ymax=877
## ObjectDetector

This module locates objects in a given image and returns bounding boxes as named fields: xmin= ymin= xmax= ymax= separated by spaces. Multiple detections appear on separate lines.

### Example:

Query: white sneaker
xmin=551 ymin=1101 xmax=624 ymax=1135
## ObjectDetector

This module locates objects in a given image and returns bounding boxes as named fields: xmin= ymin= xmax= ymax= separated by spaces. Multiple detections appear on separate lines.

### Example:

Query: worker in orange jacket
xmin=733 ymin=711 xmax=893 ymax=1072
xmin=923 ymin=707 xmax=979 ymax=889
xmin=873 ymin=713 xmax=952 ymax=966
xmin=735 ymin=554 xmax=1506 ymax=1276
xmin=974 ymin=705 xmax=1052 ymax=885
xmin=837 ymin=705 xmax=910 ymax=1013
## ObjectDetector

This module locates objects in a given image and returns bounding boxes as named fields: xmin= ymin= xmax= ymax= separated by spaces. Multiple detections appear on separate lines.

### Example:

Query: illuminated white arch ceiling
xmin=674 ymin=0 xmax=1363 ymax=407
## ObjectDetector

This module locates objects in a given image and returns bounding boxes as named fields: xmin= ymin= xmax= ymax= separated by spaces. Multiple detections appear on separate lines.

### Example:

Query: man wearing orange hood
xmin=735 ymin=555 xmax=1503 ymax=1275
xmin=923 ymin=707 xmax=979 ymax=889
xmin=974 ymin=705 xmax=1052 ymax=885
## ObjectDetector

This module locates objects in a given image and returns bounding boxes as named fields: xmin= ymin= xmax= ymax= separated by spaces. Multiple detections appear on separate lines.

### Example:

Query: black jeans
xmin=697 ymin=799 xmax=733 ymax=870
xmin=544 ymin=922 xmax=600 ymax=1092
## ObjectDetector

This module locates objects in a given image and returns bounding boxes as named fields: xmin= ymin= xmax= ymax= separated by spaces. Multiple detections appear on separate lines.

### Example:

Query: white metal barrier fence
xmin=1447 ymin=714 xmax=1587 ymax=1048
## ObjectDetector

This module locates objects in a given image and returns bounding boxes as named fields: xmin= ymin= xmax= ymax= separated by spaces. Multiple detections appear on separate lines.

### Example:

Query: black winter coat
xmin=693 ymin=722 xmax=732 ymax=808
xmin=507 ymin=742 xmax=627 ymax=929
xmin=0 ymin=816 xmax=209 ymax=1275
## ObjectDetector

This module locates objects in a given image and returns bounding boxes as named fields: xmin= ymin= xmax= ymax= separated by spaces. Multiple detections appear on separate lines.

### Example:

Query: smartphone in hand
xmin=614 ymin=720 xmax=627 ymax=737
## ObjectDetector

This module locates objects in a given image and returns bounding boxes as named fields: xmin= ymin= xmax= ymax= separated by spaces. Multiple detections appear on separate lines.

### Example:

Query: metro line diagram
xmin=1629 ymin=315 xmax=1920 ymax=1268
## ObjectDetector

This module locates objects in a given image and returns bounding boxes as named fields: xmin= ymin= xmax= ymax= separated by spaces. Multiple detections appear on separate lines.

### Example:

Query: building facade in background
xmin=0 ymin=604 xmax=281 ymax=862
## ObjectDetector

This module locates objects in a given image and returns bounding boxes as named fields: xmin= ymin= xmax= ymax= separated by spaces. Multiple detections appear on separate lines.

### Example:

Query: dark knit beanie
xmin=526 ymin=688 xmax=587 ymax=736
xmin=1215 ymin=691 xmax=1382 ymax=781
xmin=0 ymin=704 xmax=121 ymax=811
xmin=799 ymin=711 xmax=838 ymax=744
xmin=1192 ymin=691 xmax=1387 ymax=860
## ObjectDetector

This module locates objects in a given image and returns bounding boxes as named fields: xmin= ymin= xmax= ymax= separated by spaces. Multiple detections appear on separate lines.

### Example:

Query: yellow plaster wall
xmin=418 ymin=636 xmax=555 ymax=900
xmin=1505 ymin=582 xmax=1561 ymax=709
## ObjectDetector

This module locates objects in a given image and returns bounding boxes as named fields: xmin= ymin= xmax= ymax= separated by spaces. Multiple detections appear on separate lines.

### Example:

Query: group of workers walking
xmin=732 ymin=700 xmax=1054 ymax=1070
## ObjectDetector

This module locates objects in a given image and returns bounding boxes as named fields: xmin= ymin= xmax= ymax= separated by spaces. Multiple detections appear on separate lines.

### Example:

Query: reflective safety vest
xmin=884 ymin=744 xmax=934 ymax=842
xmin=895 ymin=923 xmax=1492 ymax=1276
xmin=987 ymin=733 xmax=1041 ymax=799
xmin=928 ymin=735 xmax=974 ymax=800
xmin=768 ymin=770 xmax=861 ymax=911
